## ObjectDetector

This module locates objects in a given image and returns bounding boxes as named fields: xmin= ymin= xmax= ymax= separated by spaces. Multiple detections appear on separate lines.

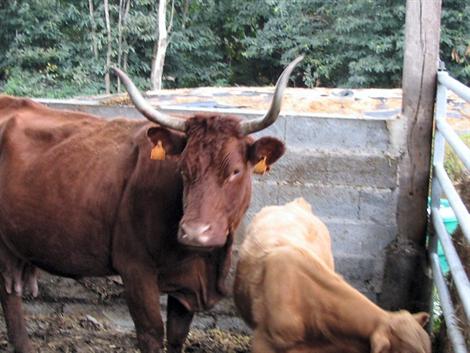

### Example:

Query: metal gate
xmin=429 ymin=65 xmax=470 ymax=353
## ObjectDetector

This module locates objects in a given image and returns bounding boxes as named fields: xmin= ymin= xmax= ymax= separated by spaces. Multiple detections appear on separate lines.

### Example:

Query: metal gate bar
xmin=429 ymin=68 xmax=469 ymax=353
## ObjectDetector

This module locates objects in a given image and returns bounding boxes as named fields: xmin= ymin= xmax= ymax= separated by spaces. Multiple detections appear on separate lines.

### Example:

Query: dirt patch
xmin=0 ymin=272 xmax=251 ymax=352
xmin=0 ymin=311 xmax=250 ymax=353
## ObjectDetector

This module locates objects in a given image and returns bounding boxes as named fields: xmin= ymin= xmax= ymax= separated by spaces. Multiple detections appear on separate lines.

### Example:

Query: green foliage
xmin=444 ymin=133 xmax=470 ymax=182
xmin=0 ymin=0 xmax=105 ymax=97
xmin=431 ymin=288 xmax=443 ymax=335
xmin=165 ymin=0 xmax=230 ymax=87
xmin=0 ymin=0 xmax=469 ymax=96
xmin=441 ymin=0 xmax=470 ymax=85
xmin=228 ymin=0 xmax=406 ymax=87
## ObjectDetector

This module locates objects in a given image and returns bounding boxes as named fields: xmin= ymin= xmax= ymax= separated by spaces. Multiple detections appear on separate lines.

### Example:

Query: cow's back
xmin=234 ymin=198 xmax=334 ymax=330
xmin=0 ymin=96 xmax=145 ymax=276
xmin=239 ymin=198 xmax=333 ymax=269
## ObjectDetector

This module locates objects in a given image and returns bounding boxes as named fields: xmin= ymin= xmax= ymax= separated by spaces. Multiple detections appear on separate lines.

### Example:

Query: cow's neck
xmin=304 ymin=259 xmax=388 ymax=342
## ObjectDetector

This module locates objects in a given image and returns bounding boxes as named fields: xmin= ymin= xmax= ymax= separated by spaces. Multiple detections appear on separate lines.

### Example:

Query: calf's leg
xmin=0 ymin=277 xmax=33 ymax=353
xmin=252 ymin=329 xmax=277 ymax=353
xmin=120 ymin=265 xmax=165 ymax=353
xmin=166 ymin=295 xmax=194 ymax=353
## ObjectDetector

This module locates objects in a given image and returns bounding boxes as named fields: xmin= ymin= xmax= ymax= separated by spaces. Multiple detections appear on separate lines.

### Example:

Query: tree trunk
xmin=104 ymin=0 xmax=112 ymax=94
xmin=117 ymin=0 xmax=124 ymax=92
xmin=151 ymin=0 xmax=174 ymax=91
xmin=182 ymin=0 xmax=190 ymax=29
xmin=88 ymin=0 xmax=98 ymax=58
xmin=122 ymin=0 xmax=131 ymax=74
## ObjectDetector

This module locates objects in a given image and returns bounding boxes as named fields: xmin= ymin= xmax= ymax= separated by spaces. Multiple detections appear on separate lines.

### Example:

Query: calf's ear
xmin=147 ymin=127 xmax=187 ymax=160
xmin=413 ymin=312 xmax=430 ymax=327
xmin=371 ymin=331 xmax=391 ymax=353
xmin=247 ymin=137 xmax=285 ymax=174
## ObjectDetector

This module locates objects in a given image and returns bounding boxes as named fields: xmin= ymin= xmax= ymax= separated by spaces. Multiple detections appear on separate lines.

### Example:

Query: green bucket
xmin=435 ymin=199 xmax=459 ymax=274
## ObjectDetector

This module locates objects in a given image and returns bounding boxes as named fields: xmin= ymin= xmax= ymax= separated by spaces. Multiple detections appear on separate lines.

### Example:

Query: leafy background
xmin=0 ymin=0 xmax=469 ymax=98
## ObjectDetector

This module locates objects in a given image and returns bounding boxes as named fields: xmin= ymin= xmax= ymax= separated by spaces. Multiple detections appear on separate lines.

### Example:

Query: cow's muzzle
xmin=178 ymin=222 xmax=227 ymax=248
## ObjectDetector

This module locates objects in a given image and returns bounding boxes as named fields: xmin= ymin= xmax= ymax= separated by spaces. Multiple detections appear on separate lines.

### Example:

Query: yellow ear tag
xmin=254 ymin=156 xmax=268 ymax=175
xmin=150 ymin=140 xmax=166 ymax=160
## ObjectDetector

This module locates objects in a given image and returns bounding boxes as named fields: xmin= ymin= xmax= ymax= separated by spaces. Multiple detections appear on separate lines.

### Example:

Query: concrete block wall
xmin=241 ymin=113 xmax=399 ymax=301
xmin=37 ymin=100 xmax=401 ymax=324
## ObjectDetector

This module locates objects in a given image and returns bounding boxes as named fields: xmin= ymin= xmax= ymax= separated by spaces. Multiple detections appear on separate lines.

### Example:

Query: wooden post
xmin=380 ymin=0 xmax=442 ymax=311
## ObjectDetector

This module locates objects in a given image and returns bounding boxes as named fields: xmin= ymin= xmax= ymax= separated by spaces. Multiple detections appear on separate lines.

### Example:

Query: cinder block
xmin=276 ymin=183 xmax=360 ymax=220
xmin=359 ymin=188 xmax=399 ymax=224
xmin=249 ymin=180 xmax=280 ymax=214
xmin=268 ymin=149 xmax=398 ymax=188
xmin=325 ymin=220 xmax=397 ymax=255
xmin=236 ymin=214 xmax=396 ymax=257
xmin=334 ymin=254 xmax=386 ymax=300
xmin=285 ymin=116 xmax=390 ymax=152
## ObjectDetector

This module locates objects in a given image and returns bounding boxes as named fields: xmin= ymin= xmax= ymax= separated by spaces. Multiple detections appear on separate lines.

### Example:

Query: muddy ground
xmin=0 ymin=312 xmax=250 ymax=352
xmin=0 ymin=276 xmax=251 ymax=352
xmin=0 ymin=322 xmax=250 ymax=353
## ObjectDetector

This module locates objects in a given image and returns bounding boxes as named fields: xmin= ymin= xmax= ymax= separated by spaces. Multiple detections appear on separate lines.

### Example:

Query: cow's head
xmin=112 ymin=57 xmax=302 ymax=249
xmin=371 ymin=311 xmax=430 ymax=353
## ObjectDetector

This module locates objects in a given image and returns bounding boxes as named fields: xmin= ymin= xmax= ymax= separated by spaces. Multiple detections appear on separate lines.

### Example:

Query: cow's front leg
xmin=120 ymin=266 xmax=164 ymax=353
xmin=166 ymin=295 xmax=194 ymax=353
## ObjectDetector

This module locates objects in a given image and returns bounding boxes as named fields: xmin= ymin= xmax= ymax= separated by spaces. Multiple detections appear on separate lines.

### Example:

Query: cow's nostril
xmin=181 ymin=222 xmax=211 ymax=238
xmin=198 ymin=224 xmax=210 ymax=234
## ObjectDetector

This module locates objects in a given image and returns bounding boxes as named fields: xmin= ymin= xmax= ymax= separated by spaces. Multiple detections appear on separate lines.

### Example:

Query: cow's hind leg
xmin=166 ymin=295 xmax=194 ymax=353
xmin=0 ymin=276 xmax=32 ymax=353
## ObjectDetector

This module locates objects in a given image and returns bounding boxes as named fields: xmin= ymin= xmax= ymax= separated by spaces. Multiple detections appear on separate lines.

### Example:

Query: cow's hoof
xmin=167 ymin=345 xmax=183 ymax=353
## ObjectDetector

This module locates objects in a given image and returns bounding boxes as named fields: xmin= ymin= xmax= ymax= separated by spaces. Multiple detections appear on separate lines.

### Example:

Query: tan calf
xmin=234 ymin=198 xmax=431 ymax=353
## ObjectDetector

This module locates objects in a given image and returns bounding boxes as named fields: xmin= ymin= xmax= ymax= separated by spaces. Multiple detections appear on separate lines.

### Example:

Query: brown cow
xmin=234 ymin=198 xmax=431 ymax=353
xmin=0 ymin=57 xmax=302 ymax=353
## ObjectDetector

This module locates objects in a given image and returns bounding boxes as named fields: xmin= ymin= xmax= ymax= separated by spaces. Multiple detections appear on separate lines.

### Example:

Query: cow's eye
xmin=228 ymin=168 xmax=240 ymax=182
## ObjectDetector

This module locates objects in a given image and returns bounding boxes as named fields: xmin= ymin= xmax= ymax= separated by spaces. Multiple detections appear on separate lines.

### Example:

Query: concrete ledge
xmin=39 ymin=100 xmax=394 ymax=154
xmin=37 ymin=98 xmax=399 ymax=122
xmin=284 ymin=115 xmax=391 ymax=152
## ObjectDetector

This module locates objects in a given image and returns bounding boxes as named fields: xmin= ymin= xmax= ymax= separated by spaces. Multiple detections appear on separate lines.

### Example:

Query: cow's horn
xmin=111 ymin=67 xmax=186 ymax=132
xmin=240 ymin=55 xmax=304 ymax=135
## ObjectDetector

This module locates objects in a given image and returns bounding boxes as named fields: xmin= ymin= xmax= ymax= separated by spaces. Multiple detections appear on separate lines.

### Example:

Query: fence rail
xmin=429 ymin=69 xmax=470 ymax=353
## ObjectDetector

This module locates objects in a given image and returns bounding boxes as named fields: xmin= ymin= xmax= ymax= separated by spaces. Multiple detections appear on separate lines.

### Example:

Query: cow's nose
xmin=181 ymin=222 xmax=211 ymax=238
xmin=178 ymin=222 xmax=226 ymax=248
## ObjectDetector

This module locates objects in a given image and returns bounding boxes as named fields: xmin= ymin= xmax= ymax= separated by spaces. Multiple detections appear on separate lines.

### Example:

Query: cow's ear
xmin=247 ymin=137 xmax=285 ymax=174
xmin=147 ymin=127 xmax=186 ymax=160
xmin=413 ymin=312 xmax=430 ymax=327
